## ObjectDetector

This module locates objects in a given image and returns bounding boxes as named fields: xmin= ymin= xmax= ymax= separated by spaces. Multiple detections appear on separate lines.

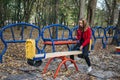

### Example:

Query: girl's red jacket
xmin=76 ymin=27 xmax=92 ymax=47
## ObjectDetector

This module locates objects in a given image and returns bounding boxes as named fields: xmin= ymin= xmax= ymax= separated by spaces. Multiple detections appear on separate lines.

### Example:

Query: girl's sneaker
xmin=87 ymin=66 xmax=92 ymax=73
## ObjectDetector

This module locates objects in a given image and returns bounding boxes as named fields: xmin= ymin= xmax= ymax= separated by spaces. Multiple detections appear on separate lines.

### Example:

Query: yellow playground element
xmin=89 ymin=39 xmax=92 ymax=51
xmin=25 ymin=39 xmax=36 ymax=59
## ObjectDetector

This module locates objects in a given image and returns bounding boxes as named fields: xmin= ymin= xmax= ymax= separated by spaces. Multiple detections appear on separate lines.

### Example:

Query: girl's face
xmin=79 ymin=20 xmax=83 ymax=27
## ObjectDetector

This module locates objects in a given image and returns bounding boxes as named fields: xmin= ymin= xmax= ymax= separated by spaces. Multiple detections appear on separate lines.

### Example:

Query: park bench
xmin=0 ymin=22 xmax=45 ymax=64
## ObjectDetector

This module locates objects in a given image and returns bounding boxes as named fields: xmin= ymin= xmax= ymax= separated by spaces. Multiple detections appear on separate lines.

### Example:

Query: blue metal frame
xmin=92 ymin=26 xmax=106 ymax=49
xmin=0 ymin=22 xmax=45 ymax=63
xmin=115 ymin=30 xmax=120 ymax=46
xmin=41 ymin=24 xmax=73 ymax=52
xmin=104 ymin=26 xmax=116 ymax=45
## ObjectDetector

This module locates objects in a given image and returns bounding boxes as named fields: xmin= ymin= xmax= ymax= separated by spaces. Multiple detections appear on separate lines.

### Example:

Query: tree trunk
xmin=79 ymin=0 xmax=85 ymax=19
xmin=105 ymin=0 xmax=117 ymax=25
xmin=0 ymin=2 xmax=4 ymax=27
xmin=52 ymin=0 xmax=58 ymax=39
xmin=16 ymin=0 xmax=22 ymax=23
xmin=87 ymin=0 xmax=97 ymax=27
xmin=23 ymin=0 xmax=35 ymax=23
xmin=112 ymin=10 xmax=120 ymax=45
xmin=110 ymin=0 xmax=117 ymax=25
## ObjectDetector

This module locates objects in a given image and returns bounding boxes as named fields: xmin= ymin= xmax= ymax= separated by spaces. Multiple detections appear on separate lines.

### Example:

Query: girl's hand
xmin=80 ymin=46 xmax=83 ymax=50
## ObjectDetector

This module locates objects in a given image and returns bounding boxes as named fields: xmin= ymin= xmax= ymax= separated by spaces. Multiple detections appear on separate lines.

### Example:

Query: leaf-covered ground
xmin=0 ymin=30 xmax=120 ymax=80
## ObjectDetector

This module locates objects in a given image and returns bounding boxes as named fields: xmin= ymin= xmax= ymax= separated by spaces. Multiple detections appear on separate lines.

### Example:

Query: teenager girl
xmin=69 ymin=18 xmax=92 ymax=72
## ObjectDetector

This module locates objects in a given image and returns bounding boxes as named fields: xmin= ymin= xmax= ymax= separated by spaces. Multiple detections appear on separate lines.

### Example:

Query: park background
xmin=0 ymin=0 xmax=120 ymax=27
xmin=0 ymin=0 xmax=120 ymax=80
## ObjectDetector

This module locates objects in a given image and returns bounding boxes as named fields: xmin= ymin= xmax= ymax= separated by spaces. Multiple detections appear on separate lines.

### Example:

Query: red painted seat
xmin=43 ymin=40 xmax=77 ymax=45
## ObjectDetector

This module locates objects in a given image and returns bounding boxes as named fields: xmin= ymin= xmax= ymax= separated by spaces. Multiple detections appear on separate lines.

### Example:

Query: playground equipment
xmin=92 ymin=26 xmax=106 ymax=49
xmin=115 ymin=30 xmax=120 ymax=54
xmin=0 ymin=23 xmax=82 ymax=78
xmin=26 ymin=24 xmax=93 ymax=78
xmin=116 ymin=46 xmax=120 ymax=54
xmin=115 ymin=30 xmax=120 ymax=46
xmin=104 ymin=26 xmax=120 ymax=54
xmin=41 ymin=24 xmax=78 ymax=52
xmin=91 ymin=28 xmax=95 ymax=50
xmin=0 ymin=22 xmax=44 ymax=64
xmin=0 ymin=23 xmax=93 ymax=78
xmin=40 ymin=24 xmax=83 ymax=78
xmin=0 ymin=23 xmax=94 ymax=64
xmin=104 ymin=26 xmax=116 ymax=45
xmin=26 ymin=39 xmax=82 ymax=78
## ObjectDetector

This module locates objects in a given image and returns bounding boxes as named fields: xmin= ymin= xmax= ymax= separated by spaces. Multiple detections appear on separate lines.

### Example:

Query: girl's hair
xmin=78 ymin=18 xmax=88 ymax=32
